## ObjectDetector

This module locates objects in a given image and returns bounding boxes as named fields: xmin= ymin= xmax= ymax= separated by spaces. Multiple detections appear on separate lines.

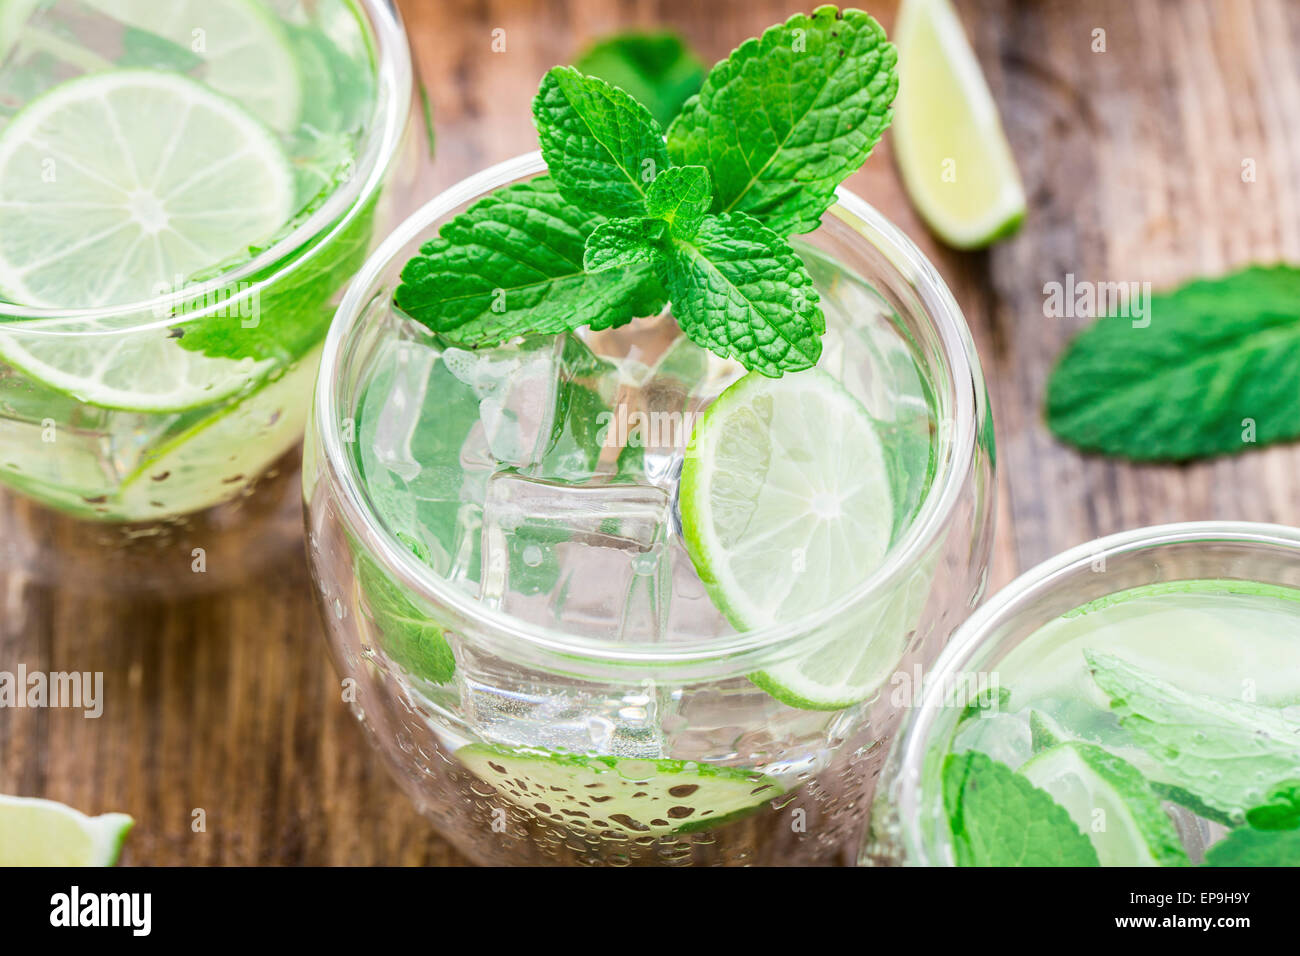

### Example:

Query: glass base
xmin=0 ymin=447 xmax=304 ymax=595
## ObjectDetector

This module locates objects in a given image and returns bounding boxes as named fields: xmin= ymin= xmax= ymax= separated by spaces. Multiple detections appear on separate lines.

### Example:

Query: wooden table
xmin=2 ymin=0 xmax=1298 ymax=865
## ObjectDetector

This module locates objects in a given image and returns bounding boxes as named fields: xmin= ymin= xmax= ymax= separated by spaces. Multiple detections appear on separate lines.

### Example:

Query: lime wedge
xmin=111 ymin=344 xmax=321 ymax=519
xmin=0 ymin=69 xmax=294 ymax=310
xmin=1019 ymin=742 xmax=1189 ymax=867
xmin=457 ymin=745 xmax=781 ymax=838
xmin=893 ymin=0 xmax=1026 ymax=249
xmin=0 ymin=794 xmax=132 ymax=866
xmin=82 ymin=0 xmax=303 ymax=131
xmin=680 ymin=370 xmax=905 ymax=710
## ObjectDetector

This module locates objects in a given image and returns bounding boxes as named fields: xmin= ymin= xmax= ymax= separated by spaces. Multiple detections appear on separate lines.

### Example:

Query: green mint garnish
xmin=535 ymin=66 xmax=670 ymax=220
xmin=393 ymin=177 xmax=667 ymax=347
xmin=1047 ymin=264 xmax=1300 ymax=461
xmin=395 ymin=6 xmax=898 ymax=377
xmin=1244 ymin=781 xmax=1300 ymax=831
xmin=667 ymin=6 xmax=898 ymax=236
xmin=356 ymin=534 xmax=456 ymax=685
xmin=943 ymin=750 xmax=1100 ymax=866
xmin=660 ymin=213 xmax=824 ymax=374
xmin=1085 ymin=650 xmax=1300 ymax=815
xmin=584 ymin=217 xmax=669 ymax=273
xmin=1205 ymin=826 xmax=1300 ymax=866
xmin=573 ymin=31 xmax=706 ymax=128
xmin=644 ymin=164 xmax=712 ymax=238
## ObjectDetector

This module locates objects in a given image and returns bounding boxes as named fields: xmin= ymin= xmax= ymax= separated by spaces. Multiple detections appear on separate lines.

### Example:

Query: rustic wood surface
xmin=2 ymin=0 xmax=1299 ymax=865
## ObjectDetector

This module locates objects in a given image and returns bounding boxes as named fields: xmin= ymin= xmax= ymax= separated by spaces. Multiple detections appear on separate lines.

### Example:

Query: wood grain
xmin=2 ymin=0 xmax=1299 ymax=865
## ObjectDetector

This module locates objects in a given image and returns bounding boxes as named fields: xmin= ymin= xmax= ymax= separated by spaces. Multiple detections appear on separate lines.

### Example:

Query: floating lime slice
xmin=1019 ymin=742 xmax=1189 ymax=867
xmin=893 ymin=0 xmax=1026 ymax=248
xmin=680 ymin=370 xmax=905 ymax=710
xmin=82 ymin=0 xmax=303 ymax=131
xmin=0 ymin=69 xmax=294 ymax=309
xmin=458 ymin=745 xmax=781 ymax=838
xmin=0 ymin=794 xmax=132 ymax=866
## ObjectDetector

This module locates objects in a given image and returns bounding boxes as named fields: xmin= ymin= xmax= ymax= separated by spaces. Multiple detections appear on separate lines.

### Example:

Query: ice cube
xmin=442 ymin=336 xmax=563 ymax=468
xmin=479 ymin=472 xmax=672 ymax=641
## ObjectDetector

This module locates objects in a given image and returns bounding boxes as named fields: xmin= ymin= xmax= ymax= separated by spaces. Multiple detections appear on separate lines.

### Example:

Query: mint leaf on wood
xmin=394 ymin=176 xmax=667 ymax=347
xmin=1205 ymin=826 xmax=1300 ymax=866
xmin=573 ymin=31 xmax=706 ymax=129
xmin=535 ymin=66 xmax=669 ymax=219
xmin=1047 ymin=265 xmax=1300 ymax=461
xmin=584 ymin=217 xmax=667 ymax=272
xmin=660 ymin=212 xmax=823 ymax=376
xmin=943 ymin=751 xmax=1100 ymax=867
xmin=667 ymin=6 xmax=897 ymax=236
xmin=1086 ymin=650 xmax=1300 ymax=815
xmin=645 ymin=165 xmax=712 ymax=238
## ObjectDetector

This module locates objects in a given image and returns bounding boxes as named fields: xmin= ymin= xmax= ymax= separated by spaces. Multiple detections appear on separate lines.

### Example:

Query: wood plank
xmin=1 ymin=0 xmax=1298 ymax=865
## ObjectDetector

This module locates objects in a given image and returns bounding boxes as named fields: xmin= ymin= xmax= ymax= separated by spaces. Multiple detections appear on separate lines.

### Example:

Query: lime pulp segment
xmin=0 ymin=794 xmax=132 ymax=866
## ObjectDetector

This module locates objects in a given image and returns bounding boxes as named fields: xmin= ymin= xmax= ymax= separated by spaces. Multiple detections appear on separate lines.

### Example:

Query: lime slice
xmin=680 ymin=370 xmax=907 ymax=710
xmin=1019 ymin=742 xmax=1189 ymax=867
xmin=109 ymin=345 xmax=320 ymax=520
xmin=457 ymin=745 xmax=781 ymax=838
xmin=0 ymin=69 xmax=294 ymax=309
xmin=82 ymin=0 xmax=302 ymax=131
xmin=893 ymin=0 xmax=1026 ymax=249
xmin=0 ymin=794 xmax=132 ymax=866
xmin=0 ymin=323 xmax=272 ymax=412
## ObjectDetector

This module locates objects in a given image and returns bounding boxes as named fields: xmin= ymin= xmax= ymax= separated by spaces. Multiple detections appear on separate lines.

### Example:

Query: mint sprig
xmin=395 ymin=6 xmax=897 ymax=377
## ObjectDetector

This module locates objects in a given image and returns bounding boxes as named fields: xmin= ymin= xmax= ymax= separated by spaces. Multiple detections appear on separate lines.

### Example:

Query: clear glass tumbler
xmin=0 ymin=0 xmax=424 ymax=592
xmin=305 ymin=153 xmax=996 ymax=866
xmin=867 ymin=521 xmax=1300 ymax=867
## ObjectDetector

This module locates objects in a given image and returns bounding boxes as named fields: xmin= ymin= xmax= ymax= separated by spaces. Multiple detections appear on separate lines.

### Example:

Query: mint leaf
xmin=118 ymin=26 xmax=204 ymax=71
xmin=667 ymin=6 xmax=897 ymax=236
xmin=584 ymin=217 xmax=667 ymax=272
xmin=1047 ymin=265 xmax=1300 ymax=461
xmin=943 ymin=751 xmax=1100 ymax=866
xmin=1086 ymin=650 xmax=1300 ymax=814
xmin=659 ymin=212 xmax=823 ymax=376
xmin=394 ymin=177 xmax=667 ymax=347
xmin=955 ymin=686 xmax=1010 ymax=725
xmin=1206 ymin=826 xmax=1300 ymax=866
xmin=177 ymin=193 xmax=377 ymax=363
xmin=1245 ymin=782 xmax=1300 ymax=830
xmin=356 ymin=537 xmax=456 ymax=685
xmin=573 ymin=31 xmax=706 ymax=128
xmin=534 ymin=66 xmax=669 ymax=219
xmin=645 ymin=165 xmax=712 ymax=238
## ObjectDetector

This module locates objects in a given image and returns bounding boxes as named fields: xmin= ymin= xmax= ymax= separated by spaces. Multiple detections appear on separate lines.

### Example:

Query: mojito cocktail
xmin=0 ymin=0 xmax=418 ymax=587
xmin=871 ymin=522 xmax=1300 ymax=867
xmin=306 ymin=161 xmax=994 ymax=865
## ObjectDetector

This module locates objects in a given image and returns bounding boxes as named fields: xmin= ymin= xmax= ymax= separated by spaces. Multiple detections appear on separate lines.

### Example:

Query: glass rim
xmin=0 ymin=0 xmax=413 ymax=329
xmin=315 ymin=150 xmax=986 ymax=672
xmin=889 ymin=519 xmax=1300 ymax=866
